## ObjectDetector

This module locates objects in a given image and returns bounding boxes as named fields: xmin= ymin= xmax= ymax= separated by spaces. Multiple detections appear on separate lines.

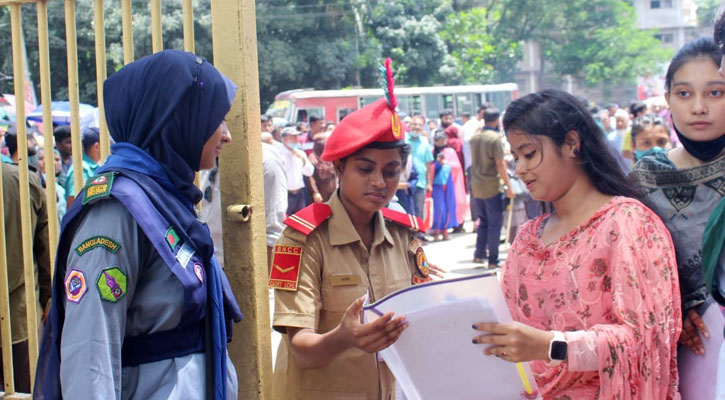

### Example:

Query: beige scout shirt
xmin=272 ymin=193 xmax=419 ymax=400
xmin=470 ymin=128 xmax=504 ymax=199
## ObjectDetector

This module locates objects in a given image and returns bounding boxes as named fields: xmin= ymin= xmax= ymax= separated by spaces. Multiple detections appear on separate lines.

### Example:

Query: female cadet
xmin=270 ymin=59 xmax=439 ymax=400
xmin=34 ymin=50 xmax=242 ymax=399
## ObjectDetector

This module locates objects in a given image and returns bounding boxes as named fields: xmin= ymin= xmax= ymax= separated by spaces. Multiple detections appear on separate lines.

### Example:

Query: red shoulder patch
xmin=284 ymin=203 xmax=332 ymax=235
xmin=269 ymin=245 xmax=303 ymax=291
xmin=381 ymin=208 xmax=424 ymax=233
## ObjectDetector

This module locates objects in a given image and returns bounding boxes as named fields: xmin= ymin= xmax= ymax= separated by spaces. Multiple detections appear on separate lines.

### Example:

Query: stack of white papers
xmin=363 ymin=273 xmax=540 ymax=400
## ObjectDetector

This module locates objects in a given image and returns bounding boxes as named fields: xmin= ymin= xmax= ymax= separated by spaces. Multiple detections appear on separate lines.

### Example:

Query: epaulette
xmin=283 ymin=203 xmax=332 ymax=235
xmin=381 ymin=208 xmax=424 ymax=233
xmin=81 ymin=172 xmax=116 ymax=205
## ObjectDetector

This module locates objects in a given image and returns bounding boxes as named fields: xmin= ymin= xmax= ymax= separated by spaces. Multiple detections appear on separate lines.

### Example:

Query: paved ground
xmin=268 ymin=221 xmax=511 ymax=365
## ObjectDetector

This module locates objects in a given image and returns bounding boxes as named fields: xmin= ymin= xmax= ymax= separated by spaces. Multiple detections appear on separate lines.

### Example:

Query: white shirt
xmin=281 ymin=145 xmax=314 ymax=191
xmin=462 ymin=118 xmax=482 ymax=170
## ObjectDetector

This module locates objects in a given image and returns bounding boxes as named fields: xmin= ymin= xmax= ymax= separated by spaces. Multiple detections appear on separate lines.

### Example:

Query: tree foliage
xmin=0 ymin=0 xmax=675 ymax=113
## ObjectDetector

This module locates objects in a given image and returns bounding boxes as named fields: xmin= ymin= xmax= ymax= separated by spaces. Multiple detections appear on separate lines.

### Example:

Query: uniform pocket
xmin=320 ymin=285 xmax=366 ymax=312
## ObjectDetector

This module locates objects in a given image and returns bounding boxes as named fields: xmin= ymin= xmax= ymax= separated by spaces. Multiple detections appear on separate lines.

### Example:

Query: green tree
xmin=694 ymin=0 xmax=721 ymax=27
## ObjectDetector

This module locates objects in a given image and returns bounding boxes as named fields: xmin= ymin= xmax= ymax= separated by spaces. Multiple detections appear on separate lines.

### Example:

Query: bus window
xmin=424 ymin=94 xmax=439 ymax=120
xmin=296 ymin=107 xmax=324 ymax=122
xmin=456 ymin=93 xmax=473 ymax=116
xmin=266 ymin=100 xmax=292 ymax=121
xmin=359 ymin=96 xmax=377 ymax=108
xmin=442 ymin=94 xmax=454 ymax=112
xmin=337 ymin=107 xmax=356 ymax=122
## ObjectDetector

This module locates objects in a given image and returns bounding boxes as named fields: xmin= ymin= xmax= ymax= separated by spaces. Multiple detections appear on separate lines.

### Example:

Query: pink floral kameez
xmin=502 ymin=197 xmax=682 ymax=399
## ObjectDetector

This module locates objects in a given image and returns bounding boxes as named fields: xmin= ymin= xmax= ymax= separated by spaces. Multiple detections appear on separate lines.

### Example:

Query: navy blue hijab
xmin=34 ymin=51 xmax=241 ymax=400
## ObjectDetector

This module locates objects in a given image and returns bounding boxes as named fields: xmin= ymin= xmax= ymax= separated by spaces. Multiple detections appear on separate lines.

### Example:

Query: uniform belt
xmin=121 ymin=321 xmax=205 ymax=367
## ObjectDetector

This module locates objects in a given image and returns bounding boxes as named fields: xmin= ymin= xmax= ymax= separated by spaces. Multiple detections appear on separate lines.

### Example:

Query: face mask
xmin=634 ymin=146 xmax=665 ymax=161
xmin=286 ymin=141 xmax=298 ymax=150
xmin=409 ymin=131 xmax=420 ymax=138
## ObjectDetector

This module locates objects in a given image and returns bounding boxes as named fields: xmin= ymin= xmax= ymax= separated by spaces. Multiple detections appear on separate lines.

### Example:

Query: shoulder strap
xmin=381 ymin=207 xmax=424 ymax=233
xmin=283 ymin=203 xmax=332 ymax=235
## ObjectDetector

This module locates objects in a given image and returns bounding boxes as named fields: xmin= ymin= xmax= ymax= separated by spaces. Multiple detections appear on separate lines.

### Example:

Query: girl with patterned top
xmin=472 ymin=90 xmax=682 ymax=399
xmin=630 ymin=37 xmax=725 ymax=358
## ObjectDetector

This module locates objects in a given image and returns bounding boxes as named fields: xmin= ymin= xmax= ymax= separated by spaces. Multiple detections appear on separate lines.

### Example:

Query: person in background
xmin=621 ymin=101 xmax=648 ymax=162
xmin=308 ymin=132 xmax=337 ymax=202
xmin=464 ymin=104 xmax=489 ymax=230
xmin=4 ymin=125 xmax=38 ymax=165
xmin=0 ymin=162 xmax=51 ymax=393
xmin=280 ymin=126 xmax=315 ymax=215
xmin=431 ymin=133 xmax=457 ymax=241
xmin=53 ymin=125 xmax=73 ymax=181
xmin=324 ymin=122 xmax=335 ymax=134
xmin=630 ymin=113 xmax=672 ymax=162
xmin=64 ymin=127 xmax=100 ymax=207
xmin=630 ymin=37 xmax=725 ymax=360
xmin=470 ymin=107 xmax=515 ymax=267
xmin=406 ymin=115 xmax=434 ymax=233
xmin=473 ymin=89 xmax=681 ymax=399
xmin=37 ymin=147 xmax=67 ymax=225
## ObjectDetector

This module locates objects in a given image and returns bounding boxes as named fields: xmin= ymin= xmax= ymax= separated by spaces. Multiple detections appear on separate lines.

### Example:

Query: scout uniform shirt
xmin=271 ymin=192 xmax=429 ymax=400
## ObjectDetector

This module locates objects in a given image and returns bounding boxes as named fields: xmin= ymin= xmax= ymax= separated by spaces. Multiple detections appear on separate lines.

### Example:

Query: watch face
xmin=550 ymin=341 xmax=568 ymax=361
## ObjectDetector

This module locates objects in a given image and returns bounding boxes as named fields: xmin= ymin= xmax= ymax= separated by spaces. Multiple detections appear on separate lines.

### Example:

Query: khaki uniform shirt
xmin=470 ymin=129 xmax=504 ymax=199
xmin=272 ymin=193 xmax=420 ymax=400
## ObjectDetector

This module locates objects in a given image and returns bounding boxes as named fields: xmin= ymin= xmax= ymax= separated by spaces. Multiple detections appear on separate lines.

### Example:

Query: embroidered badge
xmin=96 ymin=267 xmax=127 ymax=302
xmin=413 ymin=275 xmax=432 ymax=285
xmin=391 ymin=113 xmax=402 ymax=139
xmin=75 ymin=236 xmax=121 ymax=257
xmin=65 ymin=269 xmax=87 ymax=303
xmin=175 ymin=243 xmax=195 ymax=270
xmin=165 ymin=227 xmax=181 ymax=251
xmin=415 ymin=247 xmax=430 ymax=278
xmin=82 ymin=172 xmax=115 ymax=205
xmin=193 ymin=262 xmax=204 ymax=283
xmin=269 ymin=245 xmax=303 ymax=291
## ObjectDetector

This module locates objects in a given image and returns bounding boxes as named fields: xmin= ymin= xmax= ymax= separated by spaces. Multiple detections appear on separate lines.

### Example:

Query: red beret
xmin=320 ymin=98 xmax=405 ymax=162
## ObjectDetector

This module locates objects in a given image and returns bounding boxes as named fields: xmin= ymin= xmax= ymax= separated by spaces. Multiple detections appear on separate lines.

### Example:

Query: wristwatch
xmin=547 ymin=330 xmax=568 ymax=365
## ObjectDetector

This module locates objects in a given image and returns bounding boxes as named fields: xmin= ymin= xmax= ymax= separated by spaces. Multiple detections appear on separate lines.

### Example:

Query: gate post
xmin=210 ymin=1 xmax=273 ymax=399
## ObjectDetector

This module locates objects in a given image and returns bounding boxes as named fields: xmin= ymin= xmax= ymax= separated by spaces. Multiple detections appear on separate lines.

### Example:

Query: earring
xmin=573 ymin=148 xmax=580 ymax=157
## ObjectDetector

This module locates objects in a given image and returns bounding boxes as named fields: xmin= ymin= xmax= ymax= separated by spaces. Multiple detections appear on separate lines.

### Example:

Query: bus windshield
xmin=266 ymin=100 xmax=290 ymax=120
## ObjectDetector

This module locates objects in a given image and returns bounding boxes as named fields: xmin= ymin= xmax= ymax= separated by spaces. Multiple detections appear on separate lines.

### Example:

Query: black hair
xmin=461 ymin=112 xmax=471 ymax=119
xmin=483 ymin=107 xmax=500 ymax=123
xmin=439 ymin=109 xmax=453 ymax=118
xmin=631 ymin=113 xmax=669 ymax=140
xmin=5 ymin=133 xmax=17 ymax=156
xmin=502 ymin=89 xmax=641 ymax=199
xmin=82 ymin=127 xmax=100 ymax=153
xmin=309 ymin=115 xmax=321 ymax=124
xmin=665 ymin=37 xmax=721 ymax=93
xmin=477 ymin=104 xmax=490 ymax=114
xmin=53 ymin=125 xmax=72 ymax=144
xmin=295 ymin=122 xmax=307 ymax=131
xmin=260 ymin=114 xmax=272 ymax=123
xmin=629 ymin=101 xmax=647 ymax=117
xmin=715 ymin=9 xmax=725 ymax=52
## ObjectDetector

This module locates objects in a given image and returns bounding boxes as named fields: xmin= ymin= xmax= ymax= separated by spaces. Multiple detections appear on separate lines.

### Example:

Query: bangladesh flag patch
xmin=165 ymin=227 xmax=180 ymax=251
xmin=96 ymin=267 xmax=127 ymax=302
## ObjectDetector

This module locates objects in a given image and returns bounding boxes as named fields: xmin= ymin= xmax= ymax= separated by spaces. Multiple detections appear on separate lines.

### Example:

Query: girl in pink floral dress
xmin=472 ymin=90 xmax=682 ymax=399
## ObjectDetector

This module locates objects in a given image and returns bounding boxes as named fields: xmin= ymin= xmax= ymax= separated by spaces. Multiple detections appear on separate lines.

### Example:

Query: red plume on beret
xmin=321 ymin=58 xmax=406 ymax=162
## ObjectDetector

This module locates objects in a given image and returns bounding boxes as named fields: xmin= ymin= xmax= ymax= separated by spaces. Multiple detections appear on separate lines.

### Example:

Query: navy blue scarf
xmin=34 ymin=50 xmax=241 ymax=399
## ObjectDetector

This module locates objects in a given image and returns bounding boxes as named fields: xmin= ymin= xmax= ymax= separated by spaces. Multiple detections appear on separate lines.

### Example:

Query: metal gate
xmin=0 ymin=1 xmax=271 ymax=397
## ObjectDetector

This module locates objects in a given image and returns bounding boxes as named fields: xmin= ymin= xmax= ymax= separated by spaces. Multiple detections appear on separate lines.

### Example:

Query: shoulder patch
xmin=96 ymin=267 xmax=127 ymax=302
xmin=65 ymin=269 xmax=88 ymax=303
xmin=82 ymin=172 xmax=115 ymax=205
xmin=415 ymin=247 xmax=430 ymax=278
xmin=268 ymin=245 xmax=302 ymax=291
xmin=381 ymin=208 xmax=424 ymax=233
xmin=283 ymin=203 xmax=332 ymax=235
xmin=75 ymin=236 xmax=121 ymax=257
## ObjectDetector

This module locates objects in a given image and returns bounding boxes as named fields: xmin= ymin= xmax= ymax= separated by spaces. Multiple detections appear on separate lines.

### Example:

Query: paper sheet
xmin=678 ymin=301 xmax=725 ymax=400
xmin=364 ymin=273 xmax=539 ymax=400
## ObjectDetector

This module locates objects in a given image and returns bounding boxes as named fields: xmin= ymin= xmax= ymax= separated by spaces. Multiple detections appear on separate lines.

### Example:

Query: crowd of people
xmin=0 ymin=9 xmax=720 ymax=400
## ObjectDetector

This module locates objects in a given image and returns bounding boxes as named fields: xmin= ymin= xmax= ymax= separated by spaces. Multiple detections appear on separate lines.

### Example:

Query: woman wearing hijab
xmin=34 ymin=50 xmax=242 ymax=400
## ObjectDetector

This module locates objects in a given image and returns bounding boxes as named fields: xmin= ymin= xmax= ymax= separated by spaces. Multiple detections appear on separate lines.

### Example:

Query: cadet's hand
xmin=472 ymin=322 xmax=552 ymax=363
xmin=680 ymin=308 xmax=709 ymax=355
xmin=338 ymin=296 xmax=407 ymax=353
xmin=428 ymin=263 xmax=446 ymax=278
xmin=505 ymin=186 xmax=515 ymax=199
xmin=312 ymin=192 xmax=323 ymax=203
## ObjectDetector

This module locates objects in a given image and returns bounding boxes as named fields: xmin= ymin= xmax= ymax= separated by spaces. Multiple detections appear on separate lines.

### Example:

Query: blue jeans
xmin=412 ymin=187 xmax=426 ymax=220
xmin=474 ymin=193 xmax=504 ymax=265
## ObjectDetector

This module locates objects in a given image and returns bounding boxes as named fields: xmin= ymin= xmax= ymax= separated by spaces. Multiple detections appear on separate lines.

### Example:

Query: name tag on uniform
xmin=175 ymin=243 xmax=195 ymax=270
xmin=330 ymin=274 xmax=361 ymax=286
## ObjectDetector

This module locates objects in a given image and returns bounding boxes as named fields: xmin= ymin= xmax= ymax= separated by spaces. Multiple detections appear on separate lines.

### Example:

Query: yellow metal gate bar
xmin=64 ymin=0 xmax=84 ymax=199
xmin=94 ymin=0 xmax=110 ymax=162
xmin=9 ymin=3 xmax=40 ymax=388
xmin=151 ymin=0 xmax=163 ymax=53
xmin=121 ymin=0 xmax=134 ymax=64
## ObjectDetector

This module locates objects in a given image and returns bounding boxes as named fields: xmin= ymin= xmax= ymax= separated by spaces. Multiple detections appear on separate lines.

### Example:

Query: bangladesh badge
xmin=415 ymin=247 xmax=430 ymax=278
xmin=97 ymin=267 xmax=127 ymax=302
xmin=165 ymin=227 xmax=181 ymax=251
xmin=65 ymin=269 xmax=87 ymax=304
